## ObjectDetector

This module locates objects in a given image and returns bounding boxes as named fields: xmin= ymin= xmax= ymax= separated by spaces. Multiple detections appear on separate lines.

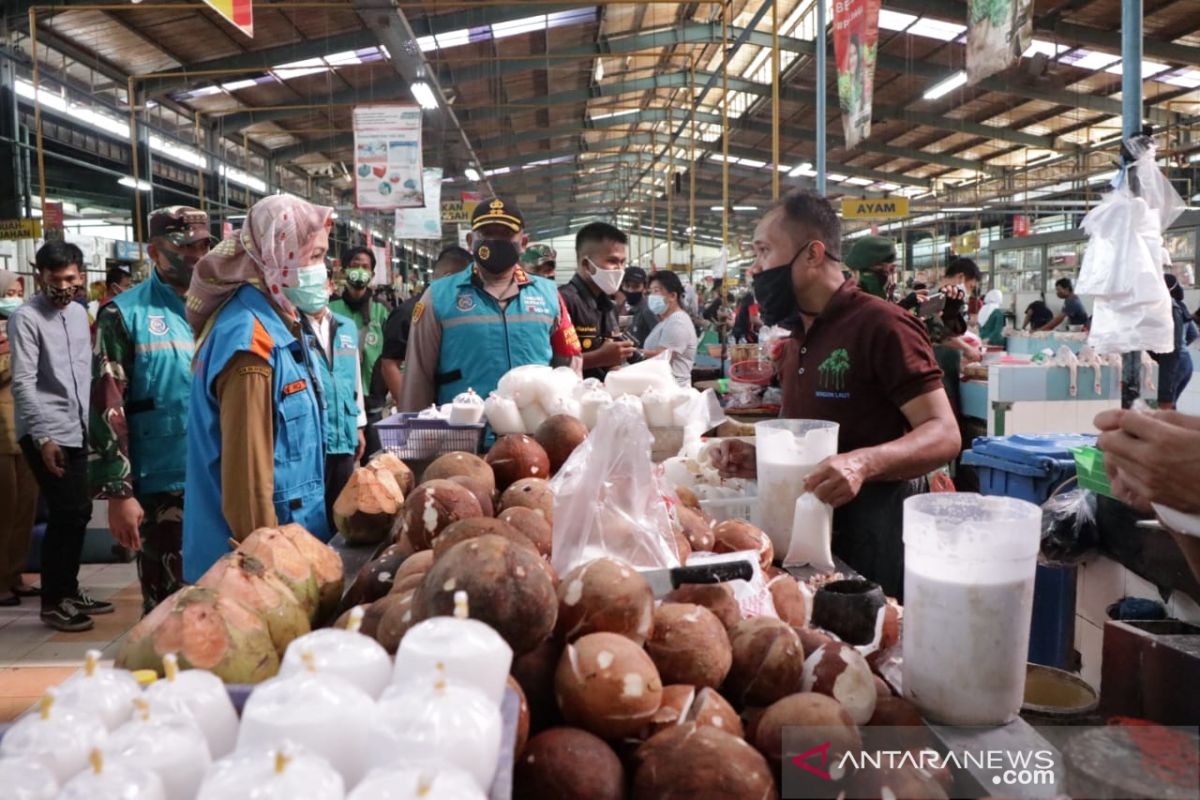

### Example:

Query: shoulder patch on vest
xmin=411 ymin=301 xmax=425 ymax=324
xmin=282 ymin=379 xmax=308 ymax=396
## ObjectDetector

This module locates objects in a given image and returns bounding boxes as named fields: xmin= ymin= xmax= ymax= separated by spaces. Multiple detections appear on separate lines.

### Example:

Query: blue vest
xmin=183 ymin=285 xmax=328 ymax=582
xmin=109 ymin=270 xmax=192 ymax=495
xmin=305 ymin=311 xmax=360 ymax=456
xmin=430 ymin=269 xmax=561 ymax=404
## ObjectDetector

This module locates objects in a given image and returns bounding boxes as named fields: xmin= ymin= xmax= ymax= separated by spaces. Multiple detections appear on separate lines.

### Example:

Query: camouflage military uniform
xmin=90 ymin=305 xmax=184 ymax=613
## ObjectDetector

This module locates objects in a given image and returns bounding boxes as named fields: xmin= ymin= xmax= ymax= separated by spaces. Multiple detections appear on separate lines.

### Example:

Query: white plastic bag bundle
xmin=483 ymin=393 xmax=523 ymax=435
xmin=605 ymin=351 xmax=676 ymax=398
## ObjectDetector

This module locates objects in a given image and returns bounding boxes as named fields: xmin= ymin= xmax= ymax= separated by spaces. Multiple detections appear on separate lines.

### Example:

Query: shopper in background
xmin=844 ymin=235 xmax=898 ymax=301
xmin=183 ymin=194 xmax=332 ymax=582
xmin=9 ymin=242 xmax=114 ymax=631
xmin=1024 ymin=300 xmax=1054 ymax=330
xmin=559 ymin=222 xmax=635 ymax=380
xmin=399 ymin=198 xmax=582 ymax=410
xmin=103 ymin=267 xmax=131 ymax=303
xmin=640 ymin=270 xmax=698 ymax=387
xmin=977 ymin=288 xmax=1007 ymax=346
xmin=1149 ymin=274 xmax=1198 ymax=410
xmin=380 ymin=246 xmax=471 ymax=407
xmin=331 ymin=246 xmax=389 ymax=461
xmin=730 ymin=291 xmax=761 ymax=344
xmin=1040 ymin=277 xmax=1090 ymax=331
xmin=622 ymin=266 xmax=658 ymax=347
xmin=711 ymin=190 xmax=959 ymax=598
xmin=521 ymin=243 xmax=558 ymax=281
xmin=0 ymin=270 xmax=38 ymax=607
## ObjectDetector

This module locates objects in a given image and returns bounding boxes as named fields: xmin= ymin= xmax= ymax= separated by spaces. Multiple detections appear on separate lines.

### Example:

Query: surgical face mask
xmin=474 ymin=238 xmax=520 ymax=274
xmin=44 ymin=282 xmax=75 ymax=308
xmin=0 ymin=297 xmax=21 ymax=316
xmin=647 ymin=294 xmax=668 ymax=315
xmin=283 ymin=264 xmax=330 ymax=314
xmin=586 ymin=258 xmax=624 ymax=296
xmin=751 ymin=240 xmax=811 ymax=326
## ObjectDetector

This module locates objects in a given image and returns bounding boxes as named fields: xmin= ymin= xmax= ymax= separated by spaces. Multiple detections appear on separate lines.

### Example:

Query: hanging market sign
xmin=202 ymin=0 xmax=253 ymax=38
xmin=833 ymin=0 xmax=881 ymax=150
xmin=440 ymin=194 xmax=481 ymax=224
xmin=841 ymin=197 xmax=909 ymax=219
xmin=395 ymin=167 xmax=444 ymax=239
xmin=0 ymin=219 xmax=42 ymax=240
xmin=966 ymin=0 xmax=1034 ymax=85
xmin=954 ymin=231 xmax=981 ymax=254
xmin=352 ymin=105 xmax=424 ymax=212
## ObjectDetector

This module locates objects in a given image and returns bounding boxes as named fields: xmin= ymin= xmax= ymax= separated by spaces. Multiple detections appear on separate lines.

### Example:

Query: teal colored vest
xmin=430 ymin=269 xmax=561 ymax=404
xmin=305 ymin=310 xmax=360 ymax=456
xmin=183 ymin=285 xmax=328 ymax=582
xmin=110 ymin=270 xmax=192 ymax=495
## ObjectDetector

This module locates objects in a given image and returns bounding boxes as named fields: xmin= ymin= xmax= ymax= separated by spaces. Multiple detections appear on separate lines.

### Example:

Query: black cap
xmin=471 ymin=197 xmax=524 ymax=232
xmin=623 ymin=266 xmax=648 ymax=284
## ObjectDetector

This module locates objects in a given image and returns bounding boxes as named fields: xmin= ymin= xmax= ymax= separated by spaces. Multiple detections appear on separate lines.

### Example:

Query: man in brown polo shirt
xmin=714 ymin=190 xmax=960 ymax=598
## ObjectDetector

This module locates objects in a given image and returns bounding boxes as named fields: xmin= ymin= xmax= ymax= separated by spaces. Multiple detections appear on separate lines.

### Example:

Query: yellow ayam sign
xmin=841 ymin=197 xmax=909 ymax=219
xmin=0 ymin=219 xmax=42 ymax=240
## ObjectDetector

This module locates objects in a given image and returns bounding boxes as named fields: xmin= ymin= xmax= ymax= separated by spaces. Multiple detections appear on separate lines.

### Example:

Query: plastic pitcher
xmin=754 ymin=419 xmax=839 ymax=554
xmin=902 ymin=493 xmax=1042 ymax=725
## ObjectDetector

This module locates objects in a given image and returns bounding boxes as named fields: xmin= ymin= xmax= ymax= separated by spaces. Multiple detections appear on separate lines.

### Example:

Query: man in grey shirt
xmin=9 ymin=240 xmax=113 ymax=631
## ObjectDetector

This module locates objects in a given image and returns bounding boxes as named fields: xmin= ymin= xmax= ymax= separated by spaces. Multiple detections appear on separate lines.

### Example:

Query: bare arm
xmin=1040 ymin=313 xmax=1065 ymax=332
xmin=380 ymin=357 xmax=404 ymax=406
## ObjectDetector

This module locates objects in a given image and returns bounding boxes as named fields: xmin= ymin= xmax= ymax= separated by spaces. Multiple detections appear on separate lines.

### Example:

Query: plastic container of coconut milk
xmin=754 ymin=419 xmax=839 ymax=555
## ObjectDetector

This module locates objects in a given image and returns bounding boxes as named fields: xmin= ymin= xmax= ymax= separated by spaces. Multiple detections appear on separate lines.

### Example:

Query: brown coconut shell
xmin=555 ymin=558 xmax=655 ymax=645
xmin=723 ymin=617 xmax=805 ymax=708
xmin=555 ymin=632 xmax=664 ymax=740
xmin=414 ymin=534 xmax=557 ymax=655
xmin=389 ymin=572 xmax=426 ymax=597
xmin=534 ymin=415 xmax=589 ymax=475
xmin=341 ymin=544 xmax=407 ymax=611
xmin=644 ymin=603 xmax=732 ymax=689
xmin=332 ymin=467 xmax=404 ymax=545
xmin=767 ymin=575 xmax=810 ymax=627
xmin=801 ymin=642 xmax=878 ymax=725
xmin=675 ymin=506 xmax=715 ymax=552
xmin=424 ymin=451 xmax=497 ymax=497
xmin=394 ymin=550 xmax=434 ymax=584
xmin=486 ymin=434 xmax=552 ymax=490
xmin=642 ymin=684 xmax=697 ymax=739
xmin=867 ymin=696 xmax=925 ymax=728
xmin=498 ymin=506 xmax=553 ymax=558
xmin=633 ymin=723 xmax=777 ymax=800
xmin=662 ymin=583 xmax=742 ymax=630
xmin=753 ymin=692 xmax=861 ymax=774
xmin=447 ymin=475 xmax=495 ymax=517
xmin=399 ymin=479 xmax=484 ymax=551
xmin=374 ymin=589 xmax=418 ymax=654
xmin=507 ymin=675 xmax=531 ymax=757
xmin=512 ymin=639 xmax=566 ymax=735
xmin=674 ymin=485 xmax=701 ymax=511
xmin=712 ymin=519 xmax=774 ymax=570
xmin=196 ymin=552 xmax=310 ymax=656
xmin=795 ymin=626 xmax=837 ymax=654
xmin=846 ymin=765 xmax=949 ymax=800
xmin=498 ymin=478 xmax=555 ymax=523
xmin=688 ymin=686 xmax=743 ymax=738
xmin=514 ymin=727 xmax=625 ymax=800
xmin=368 ymin=451 xmax=415 ymax=495
xmin=672 ymin=528 xmax=692 ymax=565
xmin=361 ymin=592 xmax=409 ymax=642
xmin=432 ymin=517 xmax=536 ymax=561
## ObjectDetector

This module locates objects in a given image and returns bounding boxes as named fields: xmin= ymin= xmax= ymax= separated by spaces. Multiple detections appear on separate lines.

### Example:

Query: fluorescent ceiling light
xmin=220 ymin=79 xmax=259 ymax=92
xmin=589 ymin=108 xmax=638 ymax=122
xmin=594 ymin=58 xmax=604 ymax=82
xmin=118 ymin=176 xmax=152 ymax=192
xmin=844 ymin=177 xmax=873 ymax=186
xmin=907 ymin=18 xmax=966 ymax=41
xmin=219 ymin=164 xmax=267 ymax=193
xmin=1063 ymin=49 xmax=1120 ymax=71
xmin=483 ymin=166 xmax=510 ymax=176
xmin=738 ymin=157 xmax=767 ymax=168
xmin=788 ymin=162 xmax=815 ymax=177
xmin=731 ymin=205 xmax=758 ymax=211
xmin=877 ymin=9 xmax=917 ymax=30
xmin=827 ymin=173 xmax=849 ymax=183
xmin=464 ymin=167 xmax=481 ymax=181
xmin=272 ymin=56 xmax=327 ymax=80
xmin=923 ymin=70 xmax=968 ymax=100
xmin=410 ymin=81 xmax=439 ymax=110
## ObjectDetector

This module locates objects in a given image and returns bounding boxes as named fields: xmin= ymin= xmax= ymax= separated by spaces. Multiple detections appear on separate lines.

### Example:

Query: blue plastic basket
xmin=375 ymin=412 xmax=486 ymax=460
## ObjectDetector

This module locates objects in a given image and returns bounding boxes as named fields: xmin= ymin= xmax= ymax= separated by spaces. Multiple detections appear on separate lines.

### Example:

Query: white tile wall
xmin=1076 ymin=618 xmax=1104 ymax=691
xmin=992 ymin=399 xmax=1120 ymax=436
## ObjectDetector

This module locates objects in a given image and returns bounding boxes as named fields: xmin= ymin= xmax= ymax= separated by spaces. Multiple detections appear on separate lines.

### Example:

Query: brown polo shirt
xmin=779 ymin=279 xmax=944 ymax=454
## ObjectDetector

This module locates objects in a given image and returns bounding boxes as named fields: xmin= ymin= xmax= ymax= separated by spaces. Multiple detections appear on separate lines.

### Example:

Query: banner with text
xmin=833 ymin=0 xmax=881 ymax=150
xmin=0 ymin=219 xmax=41 ymax=240
xmin=394 ymin=167 xmax=444 ymax=239
xmin=841 ymin=196 xmax=909 ymax=219
xmin=352 ymin=105 xmax=424 ymax=211
xmin=966 ymin=0 xmax=1034 ymax=85
xmin=441 ymin=193 xmax=481 ymax=224
xmin=203 ymin=0 xmax=253 ymax=38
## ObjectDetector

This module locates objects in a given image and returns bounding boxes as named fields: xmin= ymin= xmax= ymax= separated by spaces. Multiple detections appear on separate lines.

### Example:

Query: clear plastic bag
xmin=1040 ymin=487 xmax=1099 ymax=565
xmin=550 ymin=400 xmax=681 ymax=575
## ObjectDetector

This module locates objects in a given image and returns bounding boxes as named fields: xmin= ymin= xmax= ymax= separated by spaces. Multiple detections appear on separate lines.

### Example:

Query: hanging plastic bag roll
xmin=783 ymin=493 xmax=835 ymax=572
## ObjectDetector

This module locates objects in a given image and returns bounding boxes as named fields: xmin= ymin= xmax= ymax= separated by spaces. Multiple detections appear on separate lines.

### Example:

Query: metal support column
xmin=815 ymin=0 xmax=827 ymax=195
xmin=689 ymin=65 xmax=697 ymax=270
xmin=771 ymin=0 xmax=781 ymax=200
xmin=722 ymin=0 xmax=730 ymax=249
xmin=127 ymin=77 xmax=144 ymax=261
xmin=1121 ymin=0 xmax=1143 ymax=408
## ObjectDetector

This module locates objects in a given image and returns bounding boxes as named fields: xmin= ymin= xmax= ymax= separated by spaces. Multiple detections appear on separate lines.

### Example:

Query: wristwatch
xmin=34 ymin=436 xmax=52 ymax=449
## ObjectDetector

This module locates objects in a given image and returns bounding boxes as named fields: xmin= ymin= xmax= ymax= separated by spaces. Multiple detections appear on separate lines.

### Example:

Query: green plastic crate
xmin=1071 ymin=445 xmax=1115 ymax=498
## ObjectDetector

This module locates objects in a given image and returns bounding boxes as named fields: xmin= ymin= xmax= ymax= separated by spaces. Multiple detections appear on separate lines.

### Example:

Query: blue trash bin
xmin=961 ymin=434 xmax=1097 ymax=669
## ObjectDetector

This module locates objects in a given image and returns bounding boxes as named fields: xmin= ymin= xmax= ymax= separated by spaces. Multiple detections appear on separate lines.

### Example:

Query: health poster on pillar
xmin=352 ymin=104 xmax=424 ymax=211
xmin=832 ymin=0 xmax=880 ymax=151
xmin=394 ymin=167 xmax=444 ymax=239
xmin=966 ymin=0 xmax=1034 ymax=85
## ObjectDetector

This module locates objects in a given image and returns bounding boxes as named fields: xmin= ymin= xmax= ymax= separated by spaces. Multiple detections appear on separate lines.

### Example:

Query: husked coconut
xmin=389 ymin=572 xmax=426 ymax=597
xmin=867 ymin=696 xmax=925 ymax=728
xmin=674 ymin=485 xmax=701 ymax=511
xmin=508 ymin=675 xmax=531 ymax=757
xmin=723 ymin=618 xmax=805 ymax=708
xmin=196 ymin=552 xmax=310 ymax=656
xmin=514 ymin=727 xmax=625 ymax=800
xmin=239 ymin=524 xmax=343 ymax=623
xmin=395 ymin=550 xmax=433 ymax=583
xmin=874 ymin=675 xmax=892 ymax=701
xmin=371 ymin=590 xmax=417 ymax=654
xmin=753 ymin=693 xmax=860 ymax=776
xmin=414 ymin=535 xmax=557 ymax=655
xmin=796 ymin=626 xmax=837 ymax=655
xmin=332 ymin=467 xmax=404 ymax=545
xmin=447 ymin=475 xmax=495 ymax=517
xmin=432 ymin=517 xmax=536 ymax=560
xmin=687 ymin=687 xmax=743 ymax=737
xmin=675 ymin=506 xmax=714 ymax=551
xmin=555 ymin=632 xmax=664 ymax=739
xmin=424 ymin=451 xmax=497 ymax=496
xmin=399 ymin=479 xmax=483 ymax=550
xmin=801 ymin=642 xmax=878 ymax=725
xmin=847 ymin=764 xmax=949 ymax=800
xmin=767 ymin=574 xmax=810 ymax=627
xmin=663 ymin=583 xmax=741 ymax=630
xmin=633 ymin=723 xmax=777 ymax=799
xmin=712 ymin=520 xmax=774 ymax=569
xmin=486 ymin=435 xmax=552 ymax=490
xmin=555 ymin=558 xmax=655 ymax=645
xmin=512 ymin=640 xmax=565 ymax=735
xmin=498 ymin=478 xmax=555 ymax=523
xmin=341 ymin=544 xmax=407 ymax=610
xmin=860 ymin=600 xmax=902 ymax=670
xmin=534 ymin=415 xmax=589 ymax=475
xmin=361 ymin=592 xmax=409 ymax=643
xmin=644 ymin=603 xmax=732 ymax=689
xmin=368 ymin=451 xmax=415 ymax=495
xmin=498 ymin=507 xmax=553 ymax=557
xmin=673 ymin=528 xmax=692 ymax=565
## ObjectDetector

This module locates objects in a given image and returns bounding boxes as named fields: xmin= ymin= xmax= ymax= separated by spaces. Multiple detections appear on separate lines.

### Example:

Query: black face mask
xmin=752 ymin=241 xmax=811 ymax=327
xmin=625 ymin=291 xmax=643 ymax=307
xmin=474 ymin=238 xmax=520 ymax=274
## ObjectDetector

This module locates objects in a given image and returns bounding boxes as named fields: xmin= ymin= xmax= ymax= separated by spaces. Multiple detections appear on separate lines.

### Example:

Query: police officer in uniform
xmin=558 ymin=222 xmax=635 ymax=380
xmin=91 ymin=207 xmax=211 ymax=612
xmin=399 ymin=198 xmax=581 ymax=411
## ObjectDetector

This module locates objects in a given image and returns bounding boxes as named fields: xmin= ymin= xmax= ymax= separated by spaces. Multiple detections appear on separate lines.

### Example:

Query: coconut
xmin=340 ymin=544 xmax=407 ymax=610
xmin=753 ymin=693 xmax=860 ymax=778
xmin=802 ymin=642 xmax=878 ymax=725
xmin=874 ymin=675 xmax=892 ymax=701
xmin=497 ymin=507 xmax=553 ymax=558
xmin=389 ymin=572 xmax=426 ymax=597
xmin=645 ymin=603 xmax=732 ymax=689
xmin=512 ymin=639 xmax=565 ymax=735
xmin=633 ymin=724 xmax=776 ymax=799
xmin=673 ymin=528 xmax=692 ymax=565
xmin=796 ymin=626 xmax=837 ymax=655
xmin=399 ymin=479 xmax=484 ymax=551
xmin=663 ymin=583 xmax=741 ymax=630
xmin=534 ymin=415 xmax=589 ymax=475
xmin=712 ymin=520 xmax=774 ymax=569
xmin=498 ymin=477 xmax=555 ymax=523
xmin=368 ymin=451 xmax=415 ymax=495
xmin=867 ymin=696 xmax=924 ymax=727
xmin=332 ymin=467 xmax=404 ymax=545
xmin=767 ymin=575 xmax=810 ymax=627
xmin=425 ymin=451 xmax=497 ymax=497
xmin=432 ymin=517 xmax=536 ymax=561
xmin=375 ymin=590 xmax=418 ymax=654
xmin=395 ymin=550 xmax=434 ymax=583
xmin=196 ymin=552 xmax=310 ymax=656
xmin=361 ymin=592 xmax=409 ymax=643
xmin=554 ymin=558 xmax=655 ymax=645
xmin=486 ymin=434 xmax=552 ymax=490
xmin=862 ymin=601 xmax=902 ymax=670
xmin=643 ymin=684 xmax=697 ymax=738
xmin=508 ymin=675 xmax=531 ymax=757
xmin=239 ymin=524 xmax=343 ymax=623
xmin=723 ymin=618 xmax=805 ymax=708
xmin=515 ymin=727 xmax=625 ymax=800
xmin=414 ymin=534 xmax=557 ymax=655
xmin=555 ymin=632 xmax=664 ymax=740
xmin=448 ymin=475 xmax=495 ymax=517
xmin=688 ymin=686 xmax=743 ymax=737
xmin=675 ymin=485 xmax=701 ymax=511
xmin=675 ymin=506 xmax=715 ymax=552
xmin=116 ymin=586 xmax=280 ymax=683
xmin=847 ymin=764 xmax=950 ymax=800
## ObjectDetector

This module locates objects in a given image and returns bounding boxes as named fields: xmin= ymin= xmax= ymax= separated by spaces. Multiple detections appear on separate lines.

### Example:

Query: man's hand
xmin=355 ymin=429 xmax=367 ymax=463
xmin=591 ymin=338 xmax=636 ymax=369
xmin=1095 ymin=408 xmax=1200 ymax=514
xmin=40 ymin=441 xmax=66 ymax=478
xmin=108 ymin=496 xmax=144 ymax=551
xmin=710 ymin=439 xmax=757 ymax=480
xmin=961 ymin=342 xmax=982 ymax=363
xmin=942 ymin=283 xmax=966 ymax=302
xmin=804 ymin=452 xmax=869 ymax=508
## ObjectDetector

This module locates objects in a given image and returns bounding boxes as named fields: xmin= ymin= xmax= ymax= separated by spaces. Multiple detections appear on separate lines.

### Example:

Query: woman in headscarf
xmin=182 ymin=195 xmax=333 ymax=581
xmin=0 ymin=271 xmax=39 ymax=605
xmin=976 ymin=289 xmax=1006 ymax=346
